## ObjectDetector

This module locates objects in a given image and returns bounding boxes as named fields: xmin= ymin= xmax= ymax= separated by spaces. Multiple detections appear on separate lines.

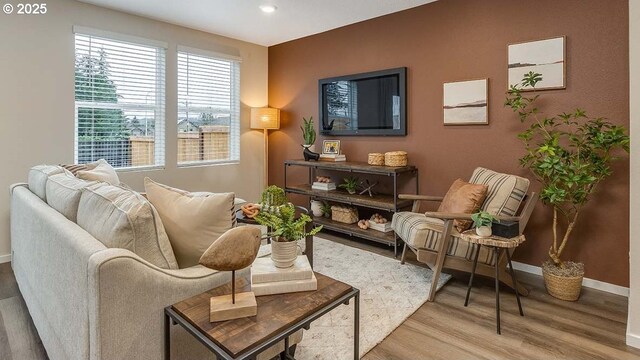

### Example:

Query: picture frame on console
xmin=322 ymin=140 xmax=341 ymax=155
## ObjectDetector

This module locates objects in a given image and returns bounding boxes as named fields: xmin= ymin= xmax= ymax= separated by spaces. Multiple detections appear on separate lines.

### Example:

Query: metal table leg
xmin=506 ymin=250 xmax=524 ymax=316
xmin=464 ymin=244 xmax=481 ymax=307
xmin=354 ymin=291 xmax=360 ymax=360
xmin=164 ymin=310 xmax=171 ymax=360
xmin=494 ymin=247 xmax=501 ymax=335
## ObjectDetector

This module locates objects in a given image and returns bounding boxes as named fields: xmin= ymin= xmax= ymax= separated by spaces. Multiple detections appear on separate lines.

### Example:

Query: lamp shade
xmin=250 ymin=107 xmax=280 ymax=130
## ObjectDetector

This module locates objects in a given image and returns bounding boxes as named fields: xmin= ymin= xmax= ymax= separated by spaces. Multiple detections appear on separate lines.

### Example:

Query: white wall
xmin=628 ymin=0 xmax=640 ymax=349
xmin=0 ymin=0 xmax=268 ymax=260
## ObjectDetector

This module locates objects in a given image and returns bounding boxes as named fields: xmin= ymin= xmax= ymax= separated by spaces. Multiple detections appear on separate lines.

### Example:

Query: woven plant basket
xmin=331 ymin=205 xmax=358 ymax=224
xmin=542 ymin=266 xmax=583 ymax=301
xmin=368 ymin=153 xmax=385 ymax=166
xmin=384 ymin=151 xmax=408 ymax=166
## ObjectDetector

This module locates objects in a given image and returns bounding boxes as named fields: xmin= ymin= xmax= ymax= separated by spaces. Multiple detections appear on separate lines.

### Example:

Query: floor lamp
xmin=250 ymin=107 xmax=280 ymax=188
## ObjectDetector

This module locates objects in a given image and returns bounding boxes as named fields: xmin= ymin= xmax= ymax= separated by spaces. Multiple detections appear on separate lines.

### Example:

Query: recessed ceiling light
xmin=259 ymin=4 xmax=277 ymax=13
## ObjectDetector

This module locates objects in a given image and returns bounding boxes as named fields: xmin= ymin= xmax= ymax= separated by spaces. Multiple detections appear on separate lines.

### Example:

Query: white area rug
xmin=295 ymin=237 xmax=451 ymax=359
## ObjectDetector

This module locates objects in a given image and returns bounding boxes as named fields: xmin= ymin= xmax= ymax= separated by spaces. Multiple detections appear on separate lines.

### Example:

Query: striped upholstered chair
xmin=392 ymin=167 xmax=538 ymax=301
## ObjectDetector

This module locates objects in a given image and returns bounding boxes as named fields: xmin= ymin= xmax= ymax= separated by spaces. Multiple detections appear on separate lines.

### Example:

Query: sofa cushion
xmin=144 ymin=178 xmax=235 ymax=268
xmin=77 ymin=159 xmax=120 ymax=185
xmin=469 ymin=167 xmax=530 ymax=216
xmin=28 ymin=165 xmax=64 ymax=201
xmin=392 ymin=212 xmax=496 ymax=266
xmin=77 ymin=183 xmax=179 ymax=269
xmin=46 ymin=171 xmax=96 ymax=222
xmin=437 ymin=179 xmax=488 ymax=232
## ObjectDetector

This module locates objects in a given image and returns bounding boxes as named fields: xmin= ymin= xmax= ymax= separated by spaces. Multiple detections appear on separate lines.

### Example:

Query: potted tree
xmin=339 ymin=176 xmax=360 ymax=195
xmin=255 ymin=187 xmax=322 ymax=268
xmin=300 ymin=116 xmax=320 ymax=161
xmin=505 ymin=72 xmax=629 ymax=301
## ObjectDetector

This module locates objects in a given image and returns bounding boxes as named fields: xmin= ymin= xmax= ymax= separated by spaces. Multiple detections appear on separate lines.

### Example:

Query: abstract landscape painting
xmin=443 ymin=79 xmax=488 ymax=125
xmin=508 ymin=36 xmax=565 ymax=90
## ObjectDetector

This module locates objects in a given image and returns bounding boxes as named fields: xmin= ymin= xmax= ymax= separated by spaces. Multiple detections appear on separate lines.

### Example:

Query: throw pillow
xmin=46 ymin=171 xmax=96 ymax=222
xmin=144 ymin=178 xmax=235 ymax=268
xmin=76 ymin=159 xmax=120 ymax=185
xmin=437 ymin=178 xmax=489 ymax=232
xmin=28 ymin=165 xmax=64 ymax=201
xmin=77 ymin=182 xmax=179 ymax=270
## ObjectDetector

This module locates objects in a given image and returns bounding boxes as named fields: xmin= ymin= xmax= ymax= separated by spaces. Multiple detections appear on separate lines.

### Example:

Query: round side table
xmin=460 ymin=230 xmax=526 ymax=335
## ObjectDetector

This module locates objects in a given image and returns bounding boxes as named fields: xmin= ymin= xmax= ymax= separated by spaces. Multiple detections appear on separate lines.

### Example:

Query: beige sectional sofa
xmin=10 ymin=166 xmax=301 ymax=360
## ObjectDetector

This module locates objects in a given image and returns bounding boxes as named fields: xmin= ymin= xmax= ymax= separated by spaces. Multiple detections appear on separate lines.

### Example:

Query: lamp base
xmin=210 ymin=291 xmax=257 ymax=322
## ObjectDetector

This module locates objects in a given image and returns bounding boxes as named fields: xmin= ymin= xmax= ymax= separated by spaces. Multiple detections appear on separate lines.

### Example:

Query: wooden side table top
xmin=460 ymin=230 xmax=526 ymax=248
xmin=171 ymin=272 xmax=353 ymax=358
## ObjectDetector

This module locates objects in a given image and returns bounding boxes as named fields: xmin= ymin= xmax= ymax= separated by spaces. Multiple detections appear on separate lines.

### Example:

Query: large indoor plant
xmin=255 ymin=186 xmax=322 ymax=268
xmin=505 ymin=72 xmax=629 ymax=300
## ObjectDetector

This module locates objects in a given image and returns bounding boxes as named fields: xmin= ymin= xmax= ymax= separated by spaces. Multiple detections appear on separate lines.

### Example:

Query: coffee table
xmin=164 ymin=272 xmax=360 ymax=360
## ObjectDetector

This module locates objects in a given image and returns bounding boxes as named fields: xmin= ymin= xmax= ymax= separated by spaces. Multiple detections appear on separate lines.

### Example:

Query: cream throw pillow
xmin=46 ymin=171 xmax=96 ymax=222
xmin=144 ymin=178 xmax=235 ymax=268
xmin=77 ymin=183 xmax=179 ymax=269
xmin=77 ymin=159 xmax=120 ymax=185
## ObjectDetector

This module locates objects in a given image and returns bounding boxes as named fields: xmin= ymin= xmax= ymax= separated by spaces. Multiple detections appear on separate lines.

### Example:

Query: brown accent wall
xmin=268 ymin=0 xmax=630 ymax=286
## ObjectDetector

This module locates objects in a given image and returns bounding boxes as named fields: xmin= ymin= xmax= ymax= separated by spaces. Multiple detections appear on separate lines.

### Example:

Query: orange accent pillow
xmin=437 ymin=179 xmax=489 ymax=232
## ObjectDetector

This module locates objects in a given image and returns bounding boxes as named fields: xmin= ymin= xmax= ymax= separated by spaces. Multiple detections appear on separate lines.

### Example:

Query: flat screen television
xmin=319 ymin=67 xmax=407 ymax=136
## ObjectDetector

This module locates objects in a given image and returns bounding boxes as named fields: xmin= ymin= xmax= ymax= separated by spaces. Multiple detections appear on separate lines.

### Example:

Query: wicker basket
xmin=384 ymin=151 xmax=408 ymax=167
xmin=331 ymin=205 xmax=359 ymax=224
xmin=542 ymin=267 xmax=583 ymax=301
xmin=368 ymin=153 xmax=385 ymax=166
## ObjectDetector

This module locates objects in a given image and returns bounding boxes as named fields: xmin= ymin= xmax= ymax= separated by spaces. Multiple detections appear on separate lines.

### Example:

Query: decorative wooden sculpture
xmin=199 ymin=226 xmax=262 ymax=322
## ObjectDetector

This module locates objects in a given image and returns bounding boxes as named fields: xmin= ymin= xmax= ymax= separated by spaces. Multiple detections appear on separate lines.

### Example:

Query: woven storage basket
xmin=384 ymin=151 xmax=408 ymax=166
xmin=331 ymin=205 xmax=358 ymax=224
xmin=542 ymin=268 xmax=582 ymax=301
xmin=367 ymin=153 xmax=385 ymax=166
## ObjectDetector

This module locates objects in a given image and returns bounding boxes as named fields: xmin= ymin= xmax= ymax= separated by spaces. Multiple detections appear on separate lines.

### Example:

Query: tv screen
xmin=319 ymin=67 xmax=406 ymax=136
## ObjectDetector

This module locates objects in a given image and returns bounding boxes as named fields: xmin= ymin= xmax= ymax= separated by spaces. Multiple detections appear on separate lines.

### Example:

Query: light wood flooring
xmin=1 ymin=233 xmax=639 ymax=359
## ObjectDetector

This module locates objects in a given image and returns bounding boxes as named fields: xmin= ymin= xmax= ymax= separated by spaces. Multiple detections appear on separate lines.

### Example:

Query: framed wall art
xmin=443 ymin=78 xmax=488 ymax=125
xmin=508 ymin=36 xmax=566 ymax=91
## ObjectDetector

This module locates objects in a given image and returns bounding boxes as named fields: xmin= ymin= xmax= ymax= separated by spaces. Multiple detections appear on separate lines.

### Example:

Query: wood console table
xmin=284 ymin=159 xmax=418 ymax=256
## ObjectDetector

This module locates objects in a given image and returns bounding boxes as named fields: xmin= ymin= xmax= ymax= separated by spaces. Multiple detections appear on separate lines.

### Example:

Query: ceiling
xmin=77 ymin=0 xmax=437 ymax=47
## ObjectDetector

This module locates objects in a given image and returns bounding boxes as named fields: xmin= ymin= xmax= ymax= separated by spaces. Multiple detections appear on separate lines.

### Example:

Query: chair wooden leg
xmin=400 ymin=243 xmax=408 ymax=265
xmin=428 ymin=220 xmax=453 ymax=302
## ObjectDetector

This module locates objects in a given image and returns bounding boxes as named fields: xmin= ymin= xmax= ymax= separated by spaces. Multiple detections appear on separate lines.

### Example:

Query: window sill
xmin=116 ymin=165 xmax=165 ymax=173
xmin=177 ymin=160 xmax=240 ymax=169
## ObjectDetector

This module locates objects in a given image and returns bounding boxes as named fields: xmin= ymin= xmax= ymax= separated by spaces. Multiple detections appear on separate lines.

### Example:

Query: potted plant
xmin=254 ymin=187 xmax=322 ymax=268
xmin=471 ymin=211 xmax=496 ymax=237
xmin=339 ymin=176 xmax=360 ymax=195
xmin=320 ymin=201 xmax=332 ymax=218
xmin=505 ymin=72 xmax=629 ymax=301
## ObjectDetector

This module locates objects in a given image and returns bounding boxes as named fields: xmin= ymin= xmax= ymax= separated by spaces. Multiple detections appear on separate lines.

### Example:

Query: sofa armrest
xmin=9 ymin=183 xmax=28 ymax=195
xmin=424 ymin=211 xmax=519 ymax=222
xmin=87 ymin=248 xmax=242 ymax=360
xmin=398 ymin=194 xmax=444 ymax=201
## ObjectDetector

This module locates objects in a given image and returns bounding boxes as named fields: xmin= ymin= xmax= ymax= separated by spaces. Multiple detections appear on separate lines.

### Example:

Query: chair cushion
xmin=28 ymin=165 xmax=64 ymax=201
xmin=469 ymin=167 xmax=530 ymax=216
xmin=437 ymin=179 xmax=488 ymax=232
xmin=76 ymin=159 xmax=120 ymax=185
xmin=392 ymin=212 xmax=496 ymax=266
xmin=144 ymin=178 xmax=235 ymax=269
xmin=77 ymin=183 xmax=179 ymax=269
xmin=45 ymin=171 xmax=96 ymax=222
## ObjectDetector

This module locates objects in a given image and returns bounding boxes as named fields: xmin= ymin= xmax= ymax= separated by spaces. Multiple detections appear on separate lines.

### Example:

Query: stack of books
xmin=312 ymin=181 xmax=336 ymax=191
xmin=251 ymin=256 xmax=317 ymax=296
xmin=319 ymin=154 xmax=347 ymax=162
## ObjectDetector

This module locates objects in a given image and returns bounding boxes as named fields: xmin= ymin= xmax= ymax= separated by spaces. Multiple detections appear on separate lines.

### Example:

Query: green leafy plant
xmin=255 ymin=202 xmax=323 ymax=242
xmin=471 ymin=211 xmax=496 ymax=228
xmin=505 ymin=71 xmax=629 ymax=269
xmin=301 ymin=116 xmax=316 ymax=146
xmin=320 ymin=201 xmax=332 ymax=218
xmin=338 ymin=176 xmax=360 ymax=194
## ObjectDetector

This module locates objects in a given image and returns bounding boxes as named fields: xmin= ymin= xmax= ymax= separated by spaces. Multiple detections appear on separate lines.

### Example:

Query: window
xmin=177 ymin=47 xmax=240 ymax=166
xmin=74 ymin=27 xmax=166 ymax=169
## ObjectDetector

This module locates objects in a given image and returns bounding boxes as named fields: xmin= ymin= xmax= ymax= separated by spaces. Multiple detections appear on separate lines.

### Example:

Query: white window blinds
xmin=177 ymin=48 xmax=240 ymax=165
xmin=74 ymin=30 xmax=166 ymax=169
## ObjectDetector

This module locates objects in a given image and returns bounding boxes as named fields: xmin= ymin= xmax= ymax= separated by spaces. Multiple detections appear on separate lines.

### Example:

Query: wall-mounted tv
xmin=319 ymin=67 xmax=407 ymax=136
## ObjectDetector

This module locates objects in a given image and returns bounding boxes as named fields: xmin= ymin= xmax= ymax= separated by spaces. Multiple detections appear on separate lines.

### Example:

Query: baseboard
xmin=627 ymin=329 xmax=640 ymax=349
xmin=0 ymin=254 xmax=11 ymax=264
xmin=511 ymin=261 xmax=629 ymax=297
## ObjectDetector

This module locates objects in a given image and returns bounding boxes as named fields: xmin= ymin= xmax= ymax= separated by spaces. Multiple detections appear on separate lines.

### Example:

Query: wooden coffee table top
xmin=460 ymin=230 xmax=526 ymax=248
xmin=171 ymin=272 xmax=353 ymax=358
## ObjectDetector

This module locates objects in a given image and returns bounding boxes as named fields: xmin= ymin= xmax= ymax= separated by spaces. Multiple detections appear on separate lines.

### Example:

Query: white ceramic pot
xmin=271 ymin=240 xmax=298 ymax=268
xmin=303 ymin=144 xmax=317 ymax=153
xmin=476 ymin=226 xmax=492 ymax=237
xmin=310 ymin=200 xmax=323 ymax=217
